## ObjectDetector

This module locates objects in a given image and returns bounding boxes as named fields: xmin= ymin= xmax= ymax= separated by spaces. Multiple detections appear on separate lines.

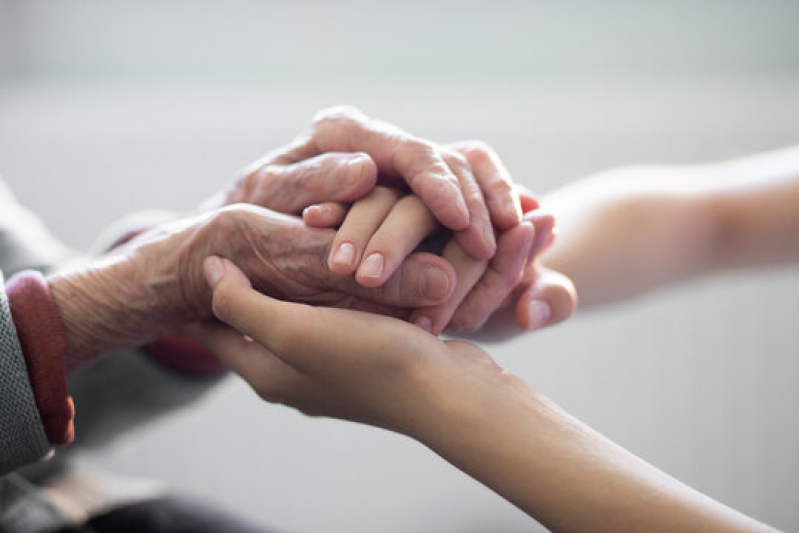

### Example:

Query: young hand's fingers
xmin=442 ymin=150 xmax=497 ymax=261
xmin=447 ymin=222 xmax=535 ymax=332
xmin=302 ymin=202 xmax=348 ymax=228
xmin=204 ymin=255 xmax=433 ymax=372
xmin=198 ymin=320 xmax=301 ymax=396
xmin=237 ymin=152 xmax=378 ymax=214
xmin=355 ymin=195 xmax=438 ymax=288
xmin=328 ymin=187 xmax=402 ymax=275
xmin=515 ymin=265 xmax=578 ymax=331
xmin=344 ymin=251 xmax=456 ymax=309
xmin=450 ymin=141 xmax=523 ymax=230
xmin=408 ymin=242 xmax=488 ymax=335
xmin=279 ymin=106 xmax=472 ymax=234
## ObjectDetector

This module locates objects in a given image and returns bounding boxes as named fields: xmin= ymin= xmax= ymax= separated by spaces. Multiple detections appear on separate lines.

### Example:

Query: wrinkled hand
xmin=237 ymin=106 xmax=523 ymax=260
xmin=198 ymin=256 xmax=509 ymax=436
xmin=49 ymin=205 xmax=454 ymax=372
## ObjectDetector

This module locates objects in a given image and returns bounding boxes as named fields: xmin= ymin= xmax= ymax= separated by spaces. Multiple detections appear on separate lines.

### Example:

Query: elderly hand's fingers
xmin=234 ymin=151 xmax=378 ymax=214
xmin=523 ymin=210 xmax=556 ymax=261
xmin=328 ymin=187 xmax=402 ymax=276
xmin=446 ymin=222 xmax=535 ymax=332
xmin=302 ymin=202 xmax=348 ymax=228
xmin=442 ymin=150 xmax=496 ymax=261
xmin=408 ymin=242 xmax=487 ymax=335
xmin=515 ymin=184 xmax=541 ymax=214
xmin=515 ymin=266 xmax=577 ymax=331
xmin=450 ymin=141 xmax=523 ymax=230
xmin=278 ymin=106 xmax=472 ymax=234
xmin=356 ymin=195 xmax=438 ymax=288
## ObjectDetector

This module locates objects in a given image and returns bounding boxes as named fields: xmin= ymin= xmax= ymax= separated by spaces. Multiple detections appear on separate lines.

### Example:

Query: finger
xmin=451 ymin=141 xmax=523 ymax=230
xmin=240 ymin=152 xmax=378 ymax=214
xmin=515 ymin=184 xmax=541 ymax=214
xmin=408 ymin=242 xmax=487 ymax=335
xmin=328 ymin=187 xmax=402 ymax=276
xmin=447 ymin=221 xmax=536 ymax=332
xmin=356 ymin=195 xmax=438 ymax=288
xmin=523 ymin=210 xmax=556 ymax=260
xmin=302 ymin=202 xmax=348 ymax=228
xmin=344 ymin=251 xmax=456 ymax=311
xmin=515 ymin=266 xmax=578 ymax=331
xmin=442 ymin=150 xmax=496 ymax=261
xmin=285 ymin=106 xmax=471 ymax=232
xmin=204 ymin=255 xmax=432 ymax=372
xmin=198 ymin=320 xmax=300 ymax=397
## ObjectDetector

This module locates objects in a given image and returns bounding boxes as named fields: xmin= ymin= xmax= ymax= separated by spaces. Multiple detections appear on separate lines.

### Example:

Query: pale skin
xmin=200 ymin=146 xmax=799 ymax=531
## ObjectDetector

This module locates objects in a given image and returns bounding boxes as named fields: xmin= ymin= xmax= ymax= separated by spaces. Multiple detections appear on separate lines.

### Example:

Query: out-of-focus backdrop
xmin=1 ymin=1 xmax=798 ymax=531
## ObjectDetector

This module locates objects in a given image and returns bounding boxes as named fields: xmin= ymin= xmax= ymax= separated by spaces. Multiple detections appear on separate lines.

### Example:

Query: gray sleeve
xmin=0 ymin=271 xmax=51 ymax=477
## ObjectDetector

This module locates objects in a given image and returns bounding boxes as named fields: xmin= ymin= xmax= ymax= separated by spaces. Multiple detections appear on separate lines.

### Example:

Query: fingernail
xmin=526 ymin=300 xmax=551 ymax=330
xmin=422 ymin=265 xmax=451 ymax=301
xmin=330 ymin=242 xmax=356 ymax=269
xmin=358 ymin=253 xmax=385 ymax=280
xmin=347 ymin=154 xmax=367 ymax=186
xmin=203 ymin=256 xmax=225 ymax=288
xmin=413 ymin=315 xmax=432 ymax=333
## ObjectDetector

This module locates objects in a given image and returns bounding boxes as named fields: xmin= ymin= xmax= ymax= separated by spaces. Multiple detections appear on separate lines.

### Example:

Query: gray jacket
xmin=0 ymin=178 xmax=222 ymax=531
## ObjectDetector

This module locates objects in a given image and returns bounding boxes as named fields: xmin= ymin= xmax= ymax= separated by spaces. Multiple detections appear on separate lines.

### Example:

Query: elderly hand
xmin=303 ymin=141 xmax=577 ymax=335
xmin=220 ymin=106 xmax=523 ymax=260
xmin=49 ymin=203 xmax=453 ymax=373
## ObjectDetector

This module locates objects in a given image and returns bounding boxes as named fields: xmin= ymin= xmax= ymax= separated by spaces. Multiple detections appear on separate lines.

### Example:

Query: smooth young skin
xmin=540 ymin=145 xmax=799 ymax=308
xmin=201 ymin=257 xmax=773 ymax=533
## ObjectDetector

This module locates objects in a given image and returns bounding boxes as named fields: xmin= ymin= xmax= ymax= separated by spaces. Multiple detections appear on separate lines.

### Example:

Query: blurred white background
xmin=1 ymin=1 xmax=798 ymax=531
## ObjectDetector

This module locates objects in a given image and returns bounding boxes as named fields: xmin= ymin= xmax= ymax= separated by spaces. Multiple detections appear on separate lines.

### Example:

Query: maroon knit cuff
xmin=6 ymin=270 xmax=75 ymax=446
xmin=142 ymin=334 xmax=226 ymax=377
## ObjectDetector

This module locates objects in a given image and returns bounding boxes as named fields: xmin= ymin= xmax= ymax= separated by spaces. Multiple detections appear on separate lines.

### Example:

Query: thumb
xmin=515 ymin=266 xmax=577 ymax=331
xmin=203 ymin=255 xmax=272 ymax=337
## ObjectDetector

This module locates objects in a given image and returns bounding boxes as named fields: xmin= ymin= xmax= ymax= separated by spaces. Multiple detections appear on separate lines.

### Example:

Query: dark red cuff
xmin=6 ymin=270 xmax=75 ymax=446
xmin=142 ymin=334 xmax=226 ymax=377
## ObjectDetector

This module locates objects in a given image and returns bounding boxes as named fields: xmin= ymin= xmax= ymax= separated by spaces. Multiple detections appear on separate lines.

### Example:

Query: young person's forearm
xmin=708 ymin=145 xmax=799 ymax=269
xmin=541 ymin=146 xmax=799 ymax=309
xmin=416 ymin=370 xmax=773 ymax=532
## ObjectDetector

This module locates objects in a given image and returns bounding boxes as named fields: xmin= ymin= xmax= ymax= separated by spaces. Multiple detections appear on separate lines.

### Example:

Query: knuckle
xmin=441 ymin=150 xmax=471 ymax=177
xmin=208 ymin=206 xmax=245 ymax=234
xmin=402 ymin=137 xmax=435 ymax=159
xmin=312 ymin=105 xmax=365 ymax=129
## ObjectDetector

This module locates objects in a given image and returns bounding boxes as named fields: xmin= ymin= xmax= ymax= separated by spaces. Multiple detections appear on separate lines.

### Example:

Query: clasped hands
xmin=50 ymin=106 xmax=575 ymax=391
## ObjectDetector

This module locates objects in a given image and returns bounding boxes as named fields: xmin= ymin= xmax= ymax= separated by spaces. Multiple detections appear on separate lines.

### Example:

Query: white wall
xmin=1 ymin=1 xmax=798 ymax=531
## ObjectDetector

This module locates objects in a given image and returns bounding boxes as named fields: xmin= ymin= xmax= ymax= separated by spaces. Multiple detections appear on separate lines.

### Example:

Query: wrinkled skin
xmin=50 ymin=204 xmax=453 ymax=373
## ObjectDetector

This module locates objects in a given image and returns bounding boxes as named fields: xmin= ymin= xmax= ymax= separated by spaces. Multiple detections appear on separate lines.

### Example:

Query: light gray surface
xmin=1 ymin=1 xmax=798 ymax=531
xmin=1 ymin=79 xmax=797 ymax=533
